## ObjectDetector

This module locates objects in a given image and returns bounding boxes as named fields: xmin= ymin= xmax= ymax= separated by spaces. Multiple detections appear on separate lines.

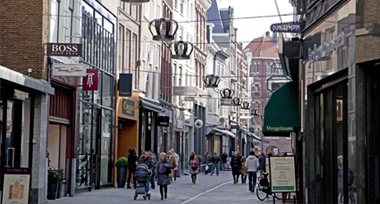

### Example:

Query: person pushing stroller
xmin=138 ymin=151 xmax=154 ymax=198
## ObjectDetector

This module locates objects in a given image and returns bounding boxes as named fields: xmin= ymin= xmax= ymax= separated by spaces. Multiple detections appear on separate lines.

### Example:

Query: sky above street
xmin=219 ymin=0 xmax=294 ymax=47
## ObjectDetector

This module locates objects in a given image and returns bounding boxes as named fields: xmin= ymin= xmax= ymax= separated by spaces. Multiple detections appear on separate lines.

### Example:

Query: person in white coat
xmin=245 ymin=151 xmax=260 ymax=192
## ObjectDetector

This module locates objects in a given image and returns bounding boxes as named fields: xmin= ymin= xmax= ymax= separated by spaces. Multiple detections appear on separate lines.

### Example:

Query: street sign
xmin=52 ymin=64 xmax=87 ymax=77
xmin=220 ymin=98 xmax=233 ymax=106
xmin=270 ymin=22 xmax=301 ymax=33
xmin=173 ymin=86 xmax=197 ymax=96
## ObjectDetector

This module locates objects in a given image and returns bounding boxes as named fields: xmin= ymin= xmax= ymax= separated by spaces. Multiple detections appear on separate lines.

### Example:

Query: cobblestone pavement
xmin=48 ymin=171 xmax=289 ymax=204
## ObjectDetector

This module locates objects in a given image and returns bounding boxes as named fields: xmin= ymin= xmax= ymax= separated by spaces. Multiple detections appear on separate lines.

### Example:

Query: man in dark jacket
xmin=231 ymin=151 xmax=241 ymax=184
xmin=258 ymin=152 xmax=265 ymax=177
xmin=127 ymin=149 xmax=138 ymax=189
xmin=139 ymin=151 xmax=154 ymax=195
xmin=211 ymin=153 xmax=221 ymax=176
xmin=148 ymin=150 xmax=157 ymax=189
xmin=221 ymin=152 xmax=228 ymax=171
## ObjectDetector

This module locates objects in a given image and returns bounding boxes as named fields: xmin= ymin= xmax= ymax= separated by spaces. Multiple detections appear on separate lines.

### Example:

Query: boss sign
xmin=47 ymin=43 xmax=82 ymax=57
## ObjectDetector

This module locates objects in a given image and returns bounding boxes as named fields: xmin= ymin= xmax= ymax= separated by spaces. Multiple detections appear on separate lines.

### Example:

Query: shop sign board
xmin=183 ymin=97 xmax=194 ymax=101
xmin=47 ymin=43 xmax=82 ymax=57
xmin=269 ymin=156 xmax=297 ymax=193
xmin=173 ymin=86 xmax=197 ymax=96
xmin=52 ymin=64 xmax=87 ymax=77
xmin=122 ymin=99 xmax=135 ymax=117
xmin=220 ymin=98 xmax=233 ymax=106
xmin=119 ymin=74 xmax=133 ymax=97
xmin=158 ymin=116 xmax=170 ymax=126
xmin=83 ymin=69 xmax=99 ymax=91
xmin=2 ymin=168 xmax=31 ymax=204
xmin=270 ymin=22 xmax=301 ymax=33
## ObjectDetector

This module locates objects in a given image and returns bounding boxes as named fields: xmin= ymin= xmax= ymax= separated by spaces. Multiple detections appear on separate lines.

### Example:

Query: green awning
xmin=263 ymin=81 xmax=299 ymax=136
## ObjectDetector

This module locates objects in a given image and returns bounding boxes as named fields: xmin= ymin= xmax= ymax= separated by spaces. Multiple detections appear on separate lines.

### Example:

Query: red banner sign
xmin=82 ymin=69 xmax=98 ymax=91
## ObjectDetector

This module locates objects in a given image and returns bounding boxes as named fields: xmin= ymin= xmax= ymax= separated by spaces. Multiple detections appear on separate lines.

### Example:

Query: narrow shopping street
xmin=48 ymin=171 xmax=284 ymax=204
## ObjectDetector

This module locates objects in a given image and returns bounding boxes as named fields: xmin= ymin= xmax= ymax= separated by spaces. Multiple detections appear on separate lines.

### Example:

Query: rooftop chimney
xmin=266 ymin=31 xmax=270 ymax=36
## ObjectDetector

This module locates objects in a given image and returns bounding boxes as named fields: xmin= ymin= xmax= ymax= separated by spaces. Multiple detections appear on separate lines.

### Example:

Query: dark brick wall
xmin=0 ymin=0 xmax=48 ymax=79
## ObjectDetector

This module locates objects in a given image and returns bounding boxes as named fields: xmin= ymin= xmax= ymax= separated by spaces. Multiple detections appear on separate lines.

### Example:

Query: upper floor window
xmin=266 ymin=64 xmax=271 ymax=74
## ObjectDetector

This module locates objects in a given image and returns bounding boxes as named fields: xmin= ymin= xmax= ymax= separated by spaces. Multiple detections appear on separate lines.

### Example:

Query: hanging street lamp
xmin=220 ymin=88 xmax=234 ymax=99
xmin=251 ymin=108 xmax=259 ymax=116
xmin=203 ymin=74 xmax=220 ymax=88
xmin=149 ymin=18 xmax=178 ymax=41
xmin=242 ymin=101 xmax=250 ymax=109
xmin=232 ymin=97 xmax=242 ymax=106
xmin=170 ymin=41 xmax=194 ymax=60
xmin=121 ymin=0 xmax=149 ymax=3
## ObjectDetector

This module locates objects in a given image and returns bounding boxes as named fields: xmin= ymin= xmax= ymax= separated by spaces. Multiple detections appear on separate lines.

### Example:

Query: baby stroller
xmin=134 ymin=164 xmax=151 ymax=200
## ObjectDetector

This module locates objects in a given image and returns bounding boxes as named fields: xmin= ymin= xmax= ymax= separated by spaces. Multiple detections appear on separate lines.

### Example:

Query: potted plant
xmin=47 ymin=169 xmax=64 ymax=200
xmin=116 ymin=157 xmax=129 ymax=188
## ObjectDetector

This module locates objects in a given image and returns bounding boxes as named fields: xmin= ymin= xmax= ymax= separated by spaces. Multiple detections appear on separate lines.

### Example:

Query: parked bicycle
xmin=256 ymin=172 xmax=282 ymax=201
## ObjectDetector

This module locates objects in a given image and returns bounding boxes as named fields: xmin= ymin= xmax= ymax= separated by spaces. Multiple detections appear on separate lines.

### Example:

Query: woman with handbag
xmin=156 ymin=152 xmax=173 ymax=200
xmin=167 ymin=150 xmax=178 ymax=181
xmin=189 ymin=152 xmax=199 ymax=184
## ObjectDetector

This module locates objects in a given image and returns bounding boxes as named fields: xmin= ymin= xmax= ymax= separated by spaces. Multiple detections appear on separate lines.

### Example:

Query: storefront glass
xmin=78 ymin=102 xmax=92 ymax=188
xmin=214 ymin=136 xmax=221 ymax=156
xmin=102 ymin=73 xmax=113 ymax=108
xmin=101 ymin=110 xmax=113 ymax=185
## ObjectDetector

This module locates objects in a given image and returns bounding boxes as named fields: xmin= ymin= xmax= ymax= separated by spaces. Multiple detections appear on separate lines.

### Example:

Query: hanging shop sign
xmin=194 ymin=119 xmax=203 ymax=129
xmin=119 ymin=73 xmax=133 ymax=97
xmin=52 ymin=64 xmax=87 ymax=77
xmin=122 ymin=99 xmax=135 ymax=117
xmin=82 ymin=69 xmax=98 ymax=91
xmin=270 ymin=22 xmax=301 ymax=33
xmin=158 ymin=116 xmax=170 ymax=126
xmin=269 ymin=156 xmax=297 ymax=193
xmin=183 ymin=97 xmax=195 ymax=101
xmin=2 ymin=168 xmax=31 ymax=204
xmin=47 ymin=43 xmax=82 ymax=57
xmin=220 ymin=98 xmax=233 ymax=106
xmin=173 ymin=86 xmax=197 ymax=96
xmin=307 ymin=31 xmax=346 ymax=63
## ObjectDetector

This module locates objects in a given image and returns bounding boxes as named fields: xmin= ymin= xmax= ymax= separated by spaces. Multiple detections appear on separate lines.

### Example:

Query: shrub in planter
xmin=47 ymin=169 xmax=64 ymax=200
xmin=116 ymin=157 xmax=129 ymax=188
xmin=197 ymin=155 xmax=202 ymax=163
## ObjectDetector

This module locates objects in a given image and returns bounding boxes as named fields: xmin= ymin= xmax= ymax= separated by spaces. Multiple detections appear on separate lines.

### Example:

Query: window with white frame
xmin=179 ymin=0 xmax=183 ymax=14
xmin=125 ymin=30 xmax=131 ymax=72
xmin=256 ymin=64 xmax=260 ymax=73
xmin=266 ymin=64 xmax=270 ymax=74
xmin=174 ymin=0 xmax=178 ymax=10
xmin=132 ymin=34 xmax=137 ymax=89
xmin=131 ymin=5 xmax=137 ymax=20
xmin=118 ymin=25 xmax=124 ymax=74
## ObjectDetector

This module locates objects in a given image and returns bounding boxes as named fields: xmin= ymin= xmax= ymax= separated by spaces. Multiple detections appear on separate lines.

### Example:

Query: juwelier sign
xmin=52 ymin=64 xmax=87 ymax=77
xmin=47 ymin=43 xmax=82 ymax=57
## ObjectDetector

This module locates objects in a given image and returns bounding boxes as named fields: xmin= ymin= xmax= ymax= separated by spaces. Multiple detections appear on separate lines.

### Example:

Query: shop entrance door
xmin=93 ymin=108 xmax=101 ymax=190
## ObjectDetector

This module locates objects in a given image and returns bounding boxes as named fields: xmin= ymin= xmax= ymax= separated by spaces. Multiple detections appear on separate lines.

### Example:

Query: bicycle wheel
xmin=256 ymin=183 xmax=268 ymax=201
xmin=274 ymin=192 xmax=282 ymax=200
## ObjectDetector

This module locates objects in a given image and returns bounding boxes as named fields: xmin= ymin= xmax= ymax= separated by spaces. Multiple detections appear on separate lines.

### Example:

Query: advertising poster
xmin=226 ymin=157 xmax=231 ymax=169
xmin=2 ymin=174 xmax=30 ymax=204
xmin=269 ymin=156 xmax=296 ymax=193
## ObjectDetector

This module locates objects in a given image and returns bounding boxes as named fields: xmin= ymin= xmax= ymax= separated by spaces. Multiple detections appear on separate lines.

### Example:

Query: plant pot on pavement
xmin=47 ymin=181 xmax=58 ymax=200
xmin=115 ymin=157 xmax=129 ymax=188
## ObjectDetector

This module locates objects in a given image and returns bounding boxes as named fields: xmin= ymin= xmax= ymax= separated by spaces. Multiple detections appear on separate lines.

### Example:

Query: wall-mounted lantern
xmin=242 ymin=101 xmax=250 ymax=109
xmin=220 ymin=88 xmax=234 ymax=98
xmin=232 ymin=97 xmax=242 ymax=106
xmin=170 ymin=41 xmax=194 ymax=60
xmin=149 ymin=18 xmax=178 ymax=41
xmin=121 ymin=0 xmax=149 ymax=3
xmin=203 ymin=74 xmax=220 ymax=88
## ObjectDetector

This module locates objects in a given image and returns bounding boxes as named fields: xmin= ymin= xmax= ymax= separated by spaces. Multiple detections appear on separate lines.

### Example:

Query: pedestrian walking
xmin=258 ymin=152 xmax=265 ymax=178
xmin=171 ymin=149 xmax=180 ymax=181
xmin=127 ymin=149 xmax=138 ymax=189
xmin=231 ymin=152 xmax=241 ymax=184
xmin=148 ymin=149 xmax=157 ymax=189
xmin=167 ymin=150 xmax=178 ymax=181
xmin=138 ymin=151 xmax=154 ymax=195
xmin=155 ymin=152 xmax=173 ymax=200
xmin=245 ymin=151 xmax=260 ymax=192
xmin=221 ymin=152 xmax=228 ymax=171
xmin=204 ymin=151 xmax=210 ymax=175
xmin=189 ymin=152 xmax=199 ymax=184
xmin=211 ymin=153 xmax=220 ymax=176
xmin=240 ymin=156 xmax=248 ymax=184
